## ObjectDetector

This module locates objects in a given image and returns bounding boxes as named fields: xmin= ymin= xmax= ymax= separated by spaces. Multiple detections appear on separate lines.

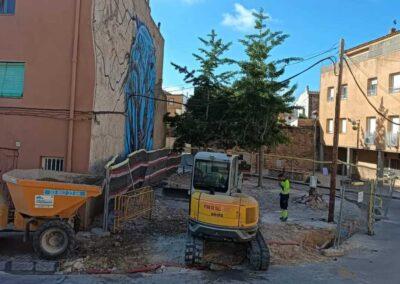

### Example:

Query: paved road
xmin=1 ymin=199 xmax=399 ymax=283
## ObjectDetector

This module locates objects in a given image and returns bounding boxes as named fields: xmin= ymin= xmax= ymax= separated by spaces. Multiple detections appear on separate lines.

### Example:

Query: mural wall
xmin=90 ymin=0 xmax=164 ymax=173
xmin=124 ymin=22 xmax=156 ymax=154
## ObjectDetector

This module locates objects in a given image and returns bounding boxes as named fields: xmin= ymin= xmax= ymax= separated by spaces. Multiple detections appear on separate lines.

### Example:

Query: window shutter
xmin=0 ymin=62 xmax=25 ymax=98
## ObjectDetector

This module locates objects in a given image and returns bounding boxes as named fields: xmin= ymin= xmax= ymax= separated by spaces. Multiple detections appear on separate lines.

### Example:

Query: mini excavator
xmin=185 ymin=152 xmax=270 ymax=270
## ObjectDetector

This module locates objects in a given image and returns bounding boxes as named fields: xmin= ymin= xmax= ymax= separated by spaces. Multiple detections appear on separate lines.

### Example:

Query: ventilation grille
xmin=42 ymin=157 xmax=64 ymax=172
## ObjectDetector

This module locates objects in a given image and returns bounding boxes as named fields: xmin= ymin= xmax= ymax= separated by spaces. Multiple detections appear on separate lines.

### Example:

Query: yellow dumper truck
xmin=1 ymin=169 xmax=102 ymax=259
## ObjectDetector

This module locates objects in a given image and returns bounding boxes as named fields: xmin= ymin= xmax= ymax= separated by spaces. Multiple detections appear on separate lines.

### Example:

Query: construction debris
xmin=321 ymin=248 xmax=345 ymax=257
xmin=56 ymin=176 xmax=364 ymax=273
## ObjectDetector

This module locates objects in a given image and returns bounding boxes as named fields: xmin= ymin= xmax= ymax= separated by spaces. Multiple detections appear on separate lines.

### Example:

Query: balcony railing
xmin=386 ymin=132 xmax=399 ymax=147
xmin=364 ymin=132 xmax=376 ymax=145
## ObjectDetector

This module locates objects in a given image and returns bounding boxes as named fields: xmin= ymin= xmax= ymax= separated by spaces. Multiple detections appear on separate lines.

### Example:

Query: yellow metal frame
xmin=113 ymin=186 xmax=155 ymax=232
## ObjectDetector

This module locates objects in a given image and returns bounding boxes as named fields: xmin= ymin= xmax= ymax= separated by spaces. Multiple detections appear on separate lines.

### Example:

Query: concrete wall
xmin=89 ymin=0 xmax=165 ymax=173
xmin=319 ymin=32 xmax=400 ymax=153
xmin=0 ymin=0 xmax=95 ymax=173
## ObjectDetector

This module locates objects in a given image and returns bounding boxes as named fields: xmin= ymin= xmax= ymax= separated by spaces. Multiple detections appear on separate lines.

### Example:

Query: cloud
xmin=222 ymin=3 xmax=273 ymax=32
xmin=222 ymin=3 xmax=257 ymax=32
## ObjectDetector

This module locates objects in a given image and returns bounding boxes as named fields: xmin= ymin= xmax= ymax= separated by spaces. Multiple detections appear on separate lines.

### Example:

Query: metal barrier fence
xmin=245 ymin=153 xmax=399 ymax=240
xmin=103 ymin=148 xmax=181 ymax=231
xmin=113 ymin=186 xmax=155 ymax=233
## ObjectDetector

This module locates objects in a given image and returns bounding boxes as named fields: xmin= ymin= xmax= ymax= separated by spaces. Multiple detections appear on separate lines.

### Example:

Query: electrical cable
xmin=0 ymin=57 xmax=338 ymax=121
xmin=280 ymin=56 xmax=337 ymax=84
xmin=285 ymin=43 xmax=338 ymax=66
xmin=344 ymin=57 xmax=400 ymax=126
xmin=128 ymin=57 xmax=340 ymax=108
xmin=345 ymin=55 xmax=400 ymax=108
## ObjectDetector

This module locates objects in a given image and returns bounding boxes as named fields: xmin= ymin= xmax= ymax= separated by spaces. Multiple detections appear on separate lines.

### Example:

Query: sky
xmin=151 ymin=0 xmax=400 ymax=98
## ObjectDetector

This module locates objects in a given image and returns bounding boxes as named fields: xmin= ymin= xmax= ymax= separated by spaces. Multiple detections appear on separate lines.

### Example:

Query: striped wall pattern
xmin=106 ymin=148 xmax=181 ymax=197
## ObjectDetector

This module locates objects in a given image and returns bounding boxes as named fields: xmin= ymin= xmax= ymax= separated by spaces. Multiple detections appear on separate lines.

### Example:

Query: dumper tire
xmin=33 ymin=220 xmax=75 ymax=260
xmin=247 ymin=230 xmax=270 ymax=271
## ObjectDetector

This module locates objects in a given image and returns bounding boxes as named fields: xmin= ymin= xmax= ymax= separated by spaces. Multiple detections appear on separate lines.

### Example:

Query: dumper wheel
xmin=247 ymin=230 xmax=270 ymax=271
xmin=33 ymin=220 xmax=75 ymax=260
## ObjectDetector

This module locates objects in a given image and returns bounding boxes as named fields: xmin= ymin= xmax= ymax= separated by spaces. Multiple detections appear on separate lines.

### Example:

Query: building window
xmin=327 ymin=87 xmax=334 ymax=102
xmin=365 ymin=117 xmax=376 ymax=145
xmin=367 ymin=117 xmax=376 ymax=134
xmin=0 ymin=0 xmax=15 ymax=14
xmin=390 ymin=73 xmax=400 ymax=94
xmin=341 ymin=84 xmax=348 ymax=100
xmin=367 ymin=78 xmax=378 ymax=96
xmin=168 ymin=98 xmax=175 ymax=105
xmin=327 ymin=119 xmax=334 ymax=134
xmin=387 ymin=116 xmax=400 ymax=147
xmin=340 ymin=118 xmax=347 ymax=134
xmin=386 ymin=158 xmax=400 ymax=170
xmin=0 ymin=62 xmax=25 ymax=98
xmin=42 ymin=157 xmax=64 ymax=172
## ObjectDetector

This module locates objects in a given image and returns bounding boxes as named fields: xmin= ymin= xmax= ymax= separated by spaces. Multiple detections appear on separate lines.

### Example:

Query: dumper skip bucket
xmin=2 ymin=169 xmax=103 ymax=219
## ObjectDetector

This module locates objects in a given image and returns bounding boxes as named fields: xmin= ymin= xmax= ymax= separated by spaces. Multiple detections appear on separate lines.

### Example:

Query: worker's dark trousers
xmin=280 ymin=193 xmax=289 ymax=219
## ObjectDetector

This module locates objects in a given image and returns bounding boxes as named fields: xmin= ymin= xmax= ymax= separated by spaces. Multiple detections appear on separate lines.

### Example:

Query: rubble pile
xmin=261 ymin=223 xmax=335 ymax=265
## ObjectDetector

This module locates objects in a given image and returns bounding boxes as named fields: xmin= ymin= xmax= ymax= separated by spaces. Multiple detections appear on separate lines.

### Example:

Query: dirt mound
xmin=261 ymin=223 xmax=335 ymax=265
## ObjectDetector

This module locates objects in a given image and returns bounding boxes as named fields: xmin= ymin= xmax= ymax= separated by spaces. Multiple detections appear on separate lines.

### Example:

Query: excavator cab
xmin=185 ymin=152 xmax=270 ymax=270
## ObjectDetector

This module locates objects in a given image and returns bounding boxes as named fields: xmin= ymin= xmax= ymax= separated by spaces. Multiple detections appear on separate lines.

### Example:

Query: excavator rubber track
xmin=247 ymin=230 xmax=270 ymax=271
xmin=185 ymin=234 xmax=204 ymax=266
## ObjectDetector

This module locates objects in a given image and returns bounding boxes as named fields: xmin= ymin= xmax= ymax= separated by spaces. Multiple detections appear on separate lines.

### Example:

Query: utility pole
xmin=328 ymin=38 xmax=345 ymax=223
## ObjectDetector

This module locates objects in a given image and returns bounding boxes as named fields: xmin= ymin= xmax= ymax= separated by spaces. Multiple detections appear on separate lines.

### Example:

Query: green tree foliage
xmin=232 ymin=9 xmax=299 ymax=186
xmin=166 ymin=30 xmax=236 ymax=149
xmin=167 ymin=11 xmax=299 ymax=188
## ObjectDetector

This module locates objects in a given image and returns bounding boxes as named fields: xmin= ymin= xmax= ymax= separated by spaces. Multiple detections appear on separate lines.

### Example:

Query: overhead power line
xmin=344 ymin=58 xmax=400 ymax=126
xmin=129 ymin=56 xmax=340 ymax=109
xmin=345 ymin=56 xmax=400 ymax=109
xmin=285 ymin=43 xmax=338 ymax=66
xmin=280 ymin=56 xmax=337 ymax=84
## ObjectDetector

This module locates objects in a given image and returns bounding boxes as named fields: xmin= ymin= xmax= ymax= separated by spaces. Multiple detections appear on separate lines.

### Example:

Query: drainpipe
xmin=66 ymin=0 xmax=81 ymax=172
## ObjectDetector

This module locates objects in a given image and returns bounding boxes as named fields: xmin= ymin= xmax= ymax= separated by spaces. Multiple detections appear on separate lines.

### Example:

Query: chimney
xmin=390 ymin=27 xmax=397 ymax=34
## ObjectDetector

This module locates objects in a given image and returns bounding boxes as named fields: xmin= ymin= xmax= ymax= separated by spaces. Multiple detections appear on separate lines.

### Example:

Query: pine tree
xmin=166 ymin=30 xmax=236 ymax=149
xmin=233 ymin=9 xmax=299 ymax=187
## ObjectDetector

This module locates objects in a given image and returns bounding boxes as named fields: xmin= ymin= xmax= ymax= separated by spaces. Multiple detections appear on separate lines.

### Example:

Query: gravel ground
xmin=0 ymin=176 xmax=364 ymax=274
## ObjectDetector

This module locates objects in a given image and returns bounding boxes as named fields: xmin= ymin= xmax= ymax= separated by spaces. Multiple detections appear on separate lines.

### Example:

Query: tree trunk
xmin=258 ymin=146 xmax=264 ymax=188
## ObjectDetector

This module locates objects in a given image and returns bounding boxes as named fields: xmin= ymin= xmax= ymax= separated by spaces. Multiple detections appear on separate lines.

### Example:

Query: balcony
xmin=386 ymin=132 xmax=399 ymax=147
xmin=364 ymin=132 xmax=375 ymax=145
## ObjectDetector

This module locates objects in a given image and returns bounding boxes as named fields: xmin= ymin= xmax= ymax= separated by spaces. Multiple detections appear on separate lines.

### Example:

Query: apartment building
xmin=165 ymin=92 xmax=185 ymax=117
xmin=294 ymin=86 xmax=320 ymax=118
xmin=164 ymin=91 xmax=185 ymax=148
xmin=319 ymin=29 xmax=400 ymax=178
xmin=0 ymin=0 xmax=166 ymax=178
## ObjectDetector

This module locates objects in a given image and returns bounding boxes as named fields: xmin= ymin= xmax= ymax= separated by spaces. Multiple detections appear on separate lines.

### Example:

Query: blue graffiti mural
xmin=124 ymin=21 xmax=156 ymax=155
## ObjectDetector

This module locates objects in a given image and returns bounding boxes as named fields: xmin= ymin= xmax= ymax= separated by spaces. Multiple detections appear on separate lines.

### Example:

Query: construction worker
xmin=278 ymin=173 xmax=291 ymax=222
